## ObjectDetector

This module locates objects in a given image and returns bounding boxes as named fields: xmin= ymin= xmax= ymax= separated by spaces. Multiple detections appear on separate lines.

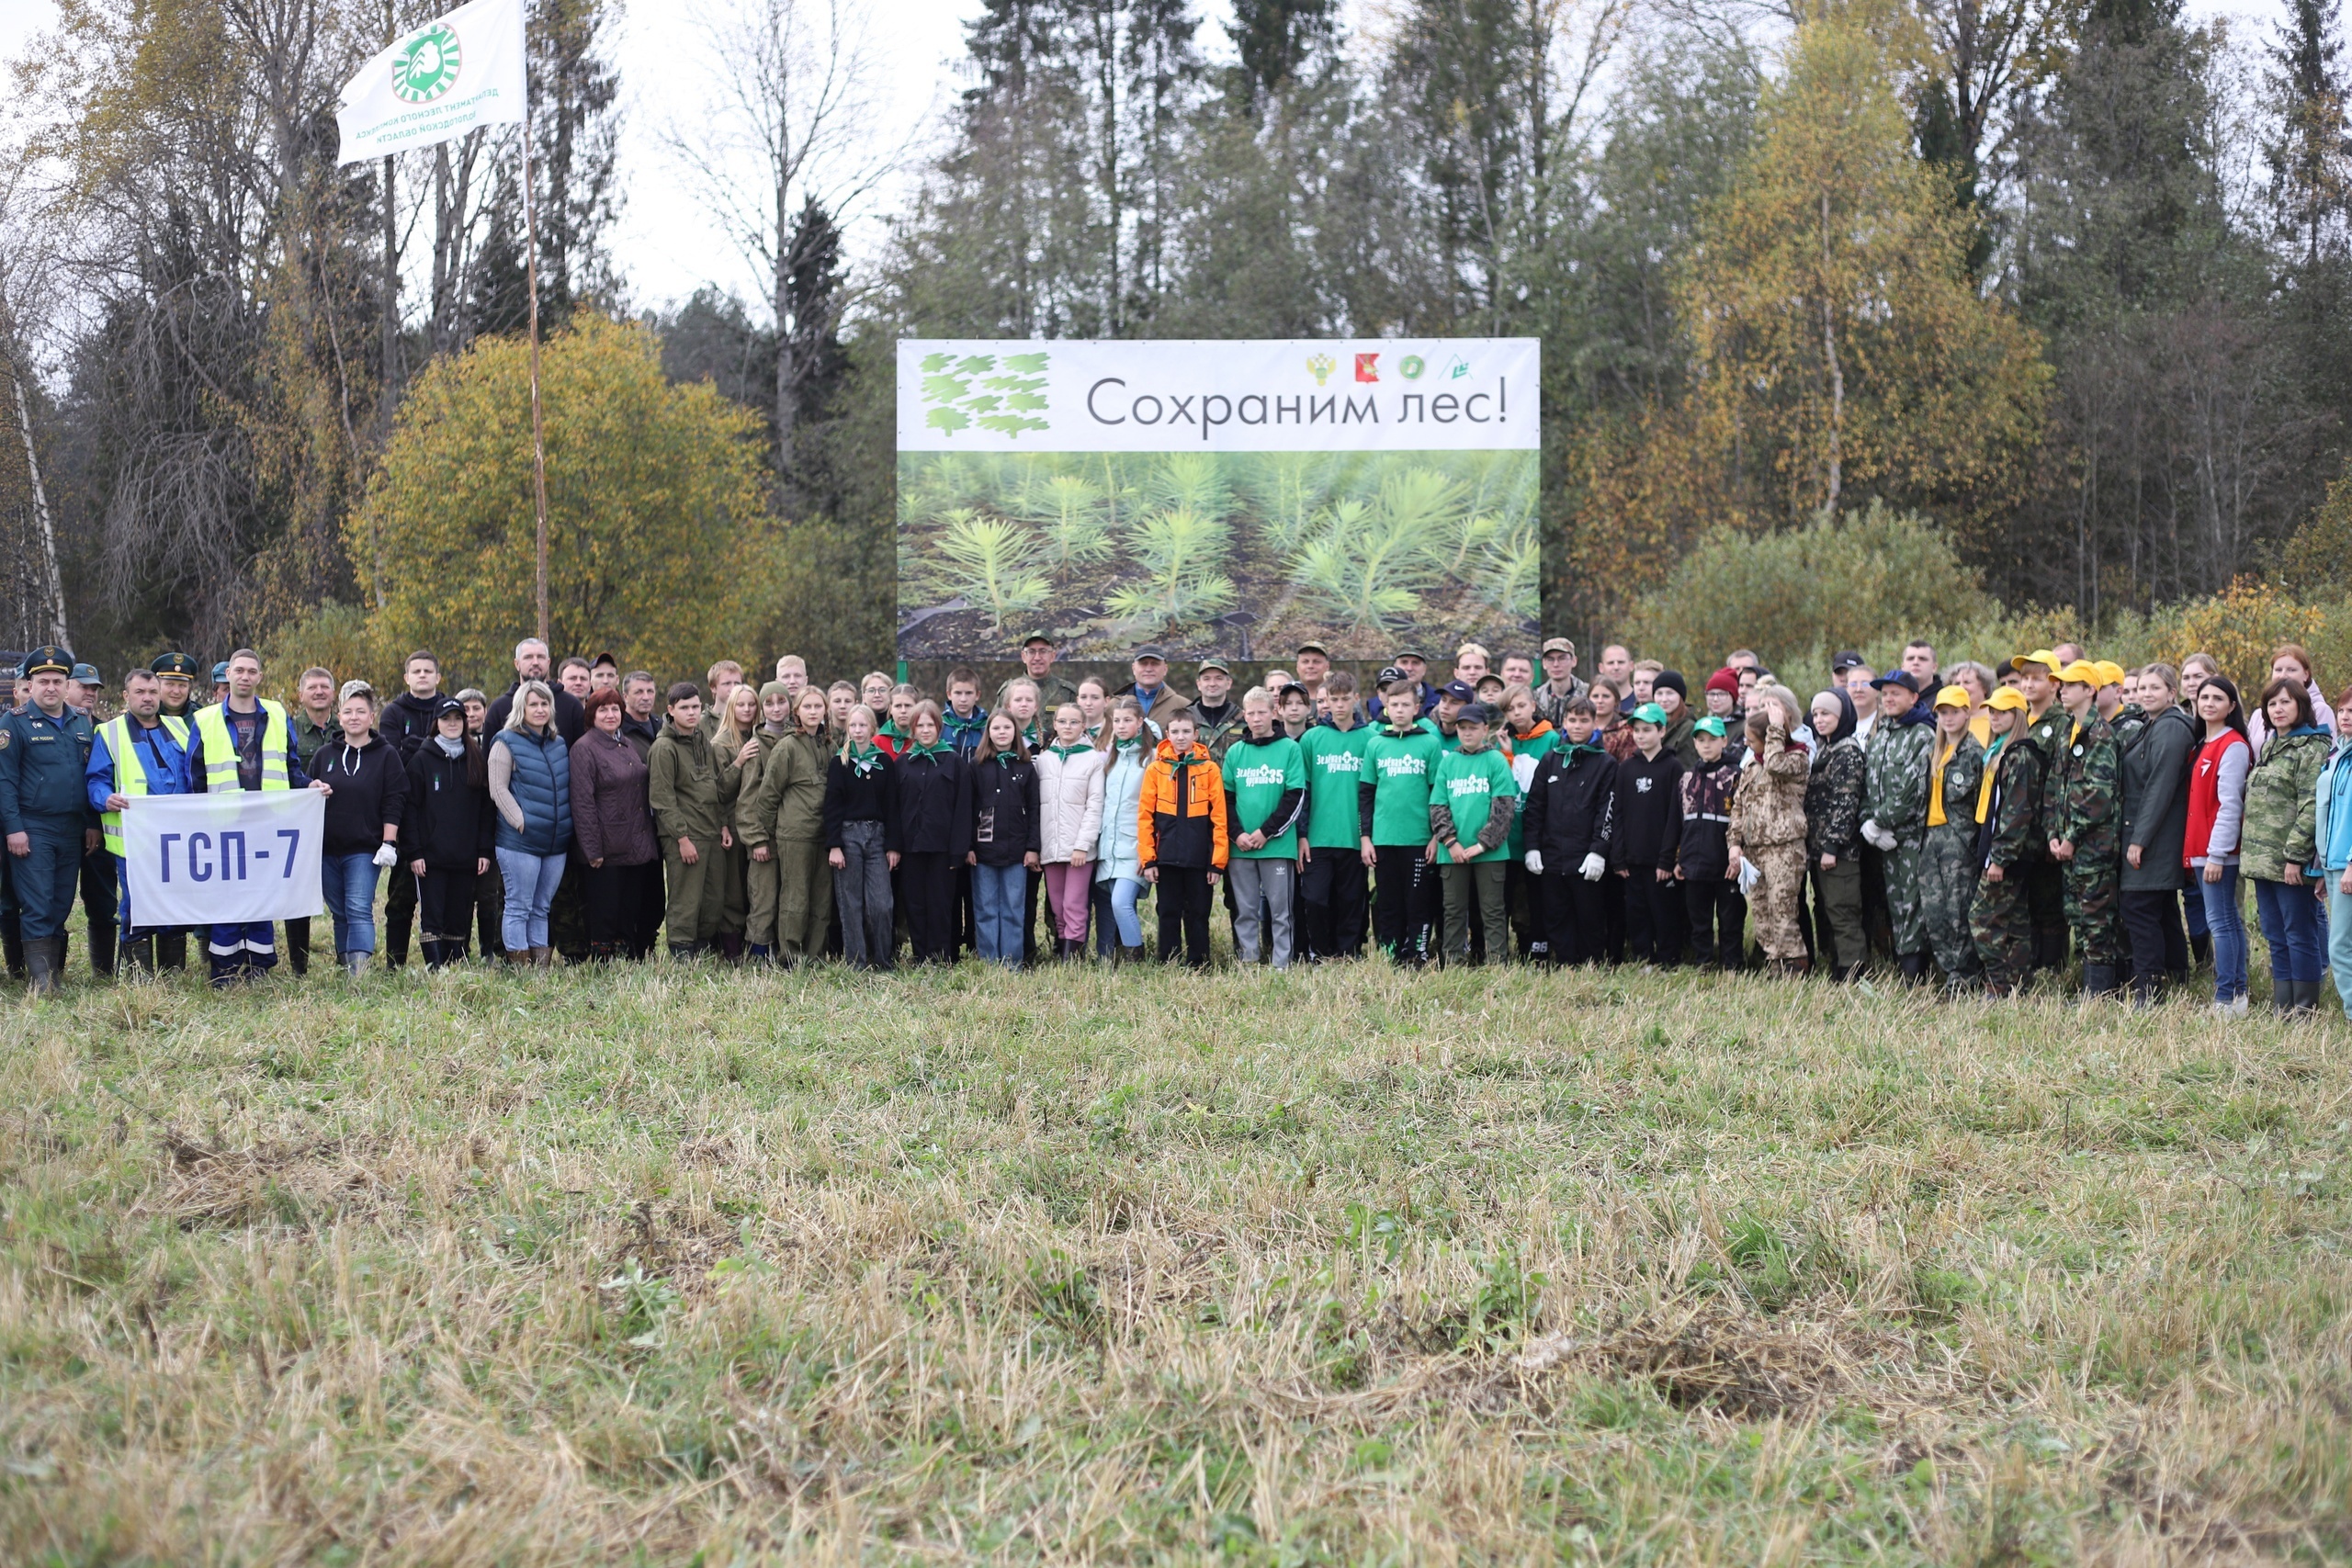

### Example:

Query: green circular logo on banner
xmin=392 ymin=24 xmax=461 ymax=104
xmin=1399 ymin=355 xmax=1427 ymax=379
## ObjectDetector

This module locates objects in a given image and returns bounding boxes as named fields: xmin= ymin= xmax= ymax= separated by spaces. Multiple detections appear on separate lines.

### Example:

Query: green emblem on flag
xmin=392 ymin=24 xmax=462 ymax=105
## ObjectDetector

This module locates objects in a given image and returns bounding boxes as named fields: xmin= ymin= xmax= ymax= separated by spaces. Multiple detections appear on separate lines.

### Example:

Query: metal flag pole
xmin=519 ymin=63 xmax=551 ymax=645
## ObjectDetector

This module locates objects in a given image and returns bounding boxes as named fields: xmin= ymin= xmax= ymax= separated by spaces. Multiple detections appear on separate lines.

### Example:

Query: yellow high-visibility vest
xmin=97 ymin=714 xmax=190 ymax=856
xmin=193 ymin=699 xmax=292 ymax=793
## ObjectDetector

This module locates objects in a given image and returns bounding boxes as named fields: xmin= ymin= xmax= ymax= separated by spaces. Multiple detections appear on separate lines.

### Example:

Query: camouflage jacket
xmin=1863 ymin=710 xmax=1937 ymax=840
xmin=1805 ymin=735 xmax=1867 ymax=859
xmin=1727 ymin=720 xmax=1809 ymax=852
xmin=2241 ymin=728 xmax=2329 ymax=875
xmin=2016 ymin=705 xmax=2064 ymax=859
xmin=2047 ymin=712 xmax=2120 ymax=851
xmin=1927 ymin=735 xmax=1984 ymax=839
xmin=1981 ymin=737 xmax=2044 ymax=872
xmin=2108 ymin=703 xmax=2147 ymax=751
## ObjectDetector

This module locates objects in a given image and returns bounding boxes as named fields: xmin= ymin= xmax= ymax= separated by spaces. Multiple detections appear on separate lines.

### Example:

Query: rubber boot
xmin=155 ymin=929 xmax=187 ymax=972
xmin=1120 ymin=944 xmax=1144 ymax=966
xmin=26 ymin=938 xmax=60 ymax=997
xmin=669 ymin=942 xmax=695 ymax=962
xmin=718 ymin=932 xmax=743 ymax=964
xmin=2 ymin=917 xmax=24 ymax=981
xmin=530 ymin=946 xmax=553 ymax=969
xmin=120 ymin=933 xmax=154 ymax=974
xmin=2082 ymin=963 xmax=2118 ymax=1000
xmin=87 ymin=919 xmax=115 ymax=978
xmin=343 ymin=951 xmax=369 ymax=978
xmin=749 ymin=943 xmax=772 ymax=964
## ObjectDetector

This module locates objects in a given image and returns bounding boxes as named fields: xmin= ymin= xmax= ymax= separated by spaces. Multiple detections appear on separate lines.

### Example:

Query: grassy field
xmin=2 ymin=957 xmax=2347 ymax=1563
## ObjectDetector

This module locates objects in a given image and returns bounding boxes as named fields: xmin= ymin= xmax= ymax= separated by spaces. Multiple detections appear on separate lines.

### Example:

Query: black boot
xmin=2081 ymin=963 xmax=2118 ymax=999
xmin=87 ymin=920 xmax=116 ymax=978
xmin=26 ymin=937 xmax=61 ymax=997
xmin=155 ymin=929 xmax=187 ymax=972
xmin=1898 ymin=953 xmax=1927 ymax=984
xmin=1 ymin=919 xmax=22 ymax=981
xmin=120 ymin=934 xmax=155 ymax=974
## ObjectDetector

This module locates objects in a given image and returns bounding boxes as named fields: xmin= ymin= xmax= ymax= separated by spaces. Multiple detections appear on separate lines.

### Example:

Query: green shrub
xmin=1623 ymin=502 xmax=1994 ymax=679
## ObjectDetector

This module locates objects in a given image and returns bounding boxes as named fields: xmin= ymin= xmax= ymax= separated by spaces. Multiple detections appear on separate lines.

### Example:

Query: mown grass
xmin=1 ymin=958 xmax=2347 ymax=1563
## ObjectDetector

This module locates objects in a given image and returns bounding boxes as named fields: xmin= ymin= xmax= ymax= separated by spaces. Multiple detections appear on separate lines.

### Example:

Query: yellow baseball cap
xmin=1986 ymin=687 xmax=2031 ymax=713
xmin=1934 ymin=683 xmax=1972 ymax=709
xmin=2055 ymin=660 xmax=2102 ymax=686
xmin=2094 ymin=660 xmax=2127 ymax=689
xmin=2010 ymin=649 xmax=2063 ymax=675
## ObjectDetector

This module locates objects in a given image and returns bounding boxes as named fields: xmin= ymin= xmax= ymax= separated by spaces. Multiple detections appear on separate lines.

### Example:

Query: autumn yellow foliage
xmin=347 ymin=312 xmax=775 ymax=683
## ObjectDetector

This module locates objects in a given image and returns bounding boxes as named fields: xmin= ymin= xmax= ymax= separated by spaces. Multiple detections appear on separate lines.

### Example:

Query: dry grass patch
xmin=0 ymin=959 xmax=2346 ymax=1562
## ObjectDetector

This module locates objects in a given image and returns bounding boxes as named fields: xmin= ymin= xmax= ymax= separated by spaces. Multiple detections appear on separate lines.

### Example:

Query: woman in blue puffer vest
xmin=489 ymin=679 xmax=572 ymax=965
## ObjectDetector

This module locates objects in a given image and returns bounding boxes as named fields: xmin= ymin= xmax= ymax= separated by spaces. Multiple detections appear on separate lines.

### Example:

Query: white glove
xmin=373 ymin=842 xmax=399 ymax=868
xmin=1579 ymin=852 xmax=1607 ymax=882
xmin=1860 ymin=819 xmax=1896 ymax=852
xmin=1524 ymin=850 xmax=1544 ymax=874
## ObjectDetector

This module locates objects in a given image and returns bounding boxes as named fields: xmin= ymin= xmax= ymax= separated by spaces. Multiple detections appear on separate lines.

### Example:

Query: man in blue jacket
xmin=0 ymin=647 xmax=98 ymax=994
xmin=86 ymin=666 xmax=196 ymax=975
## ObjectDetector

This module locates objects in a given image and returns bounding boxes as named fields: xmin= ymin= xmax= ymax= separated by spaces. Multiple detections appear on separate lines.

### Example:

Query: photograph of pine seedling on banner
xmin=896 ymin=340 xmax=1541 ymax=660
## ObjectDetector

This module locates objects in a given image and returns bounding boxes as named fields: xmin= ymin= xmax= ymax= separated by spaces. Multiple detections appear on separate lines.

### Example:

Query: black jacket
xmin=969 ymin=752 xmax=1042 ymax=867
xmin=2120 ymin=702 xmax=2196 ymax=892
xmin=400 ymin=739 xmax=495 ymax=871
xmin=309 ymin=734 xmax=410 ymax=856
xmin=893 ymin=746 xmax=973 ymax=859
xmin=379 ymin=691 xmax=446 ymax=758
xmin=1521 ymin=743 xmax=1618 ymax=863
xmin=1677 ymin=757 xmax=1740 ymax=880
xmin=822 ymin=749 xmax=899 ymax=851
xmin=485 ymin=682 xmax=588 ymax=746
xmin=1611 ymin=749 xmax=1684 ymax=872
xmin=620 ymin=712 xmax=662 ymax=760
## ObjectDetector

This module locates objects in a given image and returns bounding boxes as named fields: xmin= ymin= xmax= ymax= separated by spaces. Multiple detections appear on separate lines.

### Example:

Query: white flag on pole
xmin=120 ymin=792 xmax=327 ymax=927
xmin=336 ymin=0 xmax=526 ymax=165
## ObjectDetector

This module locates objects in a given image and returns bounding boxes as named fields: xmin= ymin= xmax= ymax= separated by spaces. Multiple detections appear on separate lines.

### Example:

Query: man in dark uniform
xmin=0 ymin=647 xmax=98 ymax=994
xmin=153 ymin=652 xmax=200 ymax=722
xmin=65 ymin=662 xmax=119 ymax=976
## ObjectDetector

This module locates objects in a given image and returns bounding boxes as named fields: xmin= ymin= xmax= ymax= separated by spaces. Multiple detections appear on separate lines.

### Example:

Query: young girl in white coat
xmin=1035 ymin=703 xmax=1109 ymax=960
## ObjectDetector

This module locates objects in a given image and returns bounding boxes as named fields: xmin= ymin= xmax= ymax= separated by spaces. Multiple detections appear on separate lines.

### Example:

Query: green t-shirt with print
xmin=1431 ymin=744 xmax=1519 ymax=863
xmin=1364 ymin=725 xmax=1445 ymax=847
xmin=1299 ymin=724 xmax=1374 ymax=850
xmin=1221 ymin=733 xmax=1306 ymax=858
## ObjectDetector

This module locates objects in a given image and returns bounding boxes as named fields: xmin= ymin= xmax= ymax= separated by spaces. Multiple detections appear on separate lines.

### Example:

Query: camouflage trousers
xmin=1885 ymin=834 xmax=1928 ymax=956
xmin=1970 ymin=869 xmax=2033 ymax=995
xmin=1919 ymin=827 xmax=1980 ymax=982
xmin=2062 ymin=839 xmax=2124 ymax=966
xmin=1747 ymin=842 xmax=1809 ymax=961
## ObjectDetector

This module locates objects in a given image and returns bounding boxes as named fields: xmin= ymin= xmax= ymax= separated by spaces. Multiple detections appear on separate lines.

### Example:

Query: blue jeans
xmin=2198 ymin=864 xmax=2247 ymax=1001
xmin=2330 ymin=877 xmax=2352 ymax=1019
xmin=973 ymin=863 xmax=1027 ymax=965
xmin=320 ymin=852 xmax=382 ymax=955
xmin=1104 ymin=874 xmax=1147 ymax=948
xmin=496 ymin=848 xmax=567 ymax=952
xmin=2252 ymin=875 xmax=2326 ymax=985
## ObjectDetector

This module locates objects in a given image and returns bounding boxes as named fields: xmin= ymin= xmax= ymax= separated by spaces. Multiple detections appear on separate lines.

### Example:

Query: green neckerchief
xmin=1049 ymin=742 xmax=1091 ymax=759
xmin=846 ymin=741 xmax=884 ymax=778
xmin=904 ymin=739 xmax=954 ymax=760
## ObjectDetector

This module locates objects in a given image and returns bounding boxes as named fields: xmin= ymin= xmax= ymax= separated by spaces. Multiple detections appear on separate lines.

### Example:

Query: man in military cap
xmin=85 ymin=665 xmax=195 ymax=973
xmin=1859 ymin=670 xmax=1938 ymax=980
xmin=209 ymin=661 xmax=231 ymax=706
xmin=0 ymin=647 xmax=98 ymax=994
xmin=151 ymin=652 xmax=199 ymax=721
xmin=999 ymin=633 xmax=1077 ymax=715
xmin=62 ymin=663 xmax=119 ymax=975
xmin=66 ymin=663 xmax=102 ymax=721
xmin=1534 ymin=637 xmax=1588 ymax=725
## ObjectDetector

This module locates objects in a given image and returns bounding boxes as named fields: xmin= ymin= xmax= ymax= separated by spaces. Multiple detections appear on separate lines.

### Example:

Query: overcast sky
xmin=0 ymin=0 xmax=2290 ymax=319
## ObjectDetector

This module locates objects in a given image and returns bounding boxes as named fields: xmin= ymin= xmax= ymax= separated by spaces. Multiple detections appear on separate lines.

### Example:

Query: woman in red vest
xmin=2185 ymin=674 xmax=2252 ymax=1016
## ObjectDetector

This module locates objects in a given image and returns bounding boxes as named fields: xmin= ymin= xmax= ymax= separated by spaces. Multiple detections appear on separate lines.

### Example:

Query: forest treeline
xmin=5 ymin=0 xmax=2351 ymax=686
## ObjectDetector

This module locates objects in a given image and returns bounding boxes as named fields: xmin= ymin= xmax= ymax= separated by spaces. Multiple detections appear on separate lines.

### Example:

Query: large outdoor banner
xmin=121 ymin=792 xmax=326 ymax=927
xmin=897 ymin=339 xmax=1541 ymax=661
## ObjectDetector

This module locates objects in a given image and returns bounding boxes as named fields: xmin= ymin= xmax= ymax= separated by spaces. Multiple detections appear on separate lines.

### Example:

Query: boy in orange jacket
xmin=1138 ymin=711 xmax=1229 ymax=966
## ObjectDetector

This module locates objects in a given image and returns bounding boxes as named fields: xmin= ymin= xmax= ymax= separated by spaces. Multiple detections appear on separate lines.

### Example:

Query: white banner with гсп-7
xmin=120 ymin=792 xmax=325 ymax=927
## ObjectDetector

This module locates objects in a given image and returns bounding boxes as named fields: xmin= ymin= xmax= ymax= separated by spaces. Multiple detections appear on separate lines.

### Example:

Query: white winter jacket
xmin=1035 ymin=742 xmax=1108 ymax=863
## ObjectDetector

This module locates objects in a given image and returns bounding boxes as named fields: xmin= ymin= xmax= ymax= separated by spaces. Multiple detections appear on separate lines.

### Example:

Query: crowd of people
xmin=6 ymin=628 xmax=2348 ymax=1019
